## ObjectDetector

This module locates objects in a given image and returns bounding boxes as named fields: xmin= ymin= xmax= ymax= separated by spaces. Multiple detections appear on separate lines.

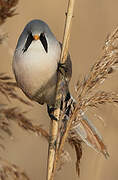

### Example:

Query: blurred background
xmin=0 ymin=0 xmax=118 ymax=179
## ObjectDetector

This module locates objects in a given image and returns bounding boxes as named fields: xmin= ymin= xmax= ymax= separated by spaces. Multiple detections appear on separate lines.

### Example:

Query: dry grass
xmin=0 ymin=0 xmax=19 ymax=25
xmin=0 ymin=0 xmax=19 ymax=47
xmin=0 ymin=157 xmax=30 ymax=180
xmin=0 ymin=73 xmax=31 ymax=141
xmin=71 ymin=26 xmax=118 ymax=124
xmin=68 ymin=137 xmax=82 ymax=176
xmin=67 ymin=25 xmax=118 ymax=174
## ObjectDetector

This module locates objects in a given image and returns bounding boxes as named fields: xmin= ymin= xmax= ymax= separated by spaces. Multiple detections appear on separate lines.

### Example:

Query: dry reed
xmin=47 ymin=1 xmax=75 ymax=180
xmin=68 ymin=25 xmax=118 ymax=173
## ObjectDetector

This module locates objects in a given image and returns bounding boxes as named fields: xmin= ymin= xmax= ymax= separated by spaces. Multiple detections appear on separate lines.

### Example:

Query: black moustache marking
xmin=40 ymin=33 xmax=48 ymax=53
xmin=22 ymin=32 xmax=48 ymax=53
xmin=23 ymin=33 xmax=34 ymax=53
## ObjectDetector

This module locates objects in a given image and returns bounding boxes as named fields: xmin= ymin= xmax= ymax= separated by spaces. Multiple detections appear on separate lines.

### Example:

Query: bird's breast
xmin=13 ymin=43 xmax=61 ymax=105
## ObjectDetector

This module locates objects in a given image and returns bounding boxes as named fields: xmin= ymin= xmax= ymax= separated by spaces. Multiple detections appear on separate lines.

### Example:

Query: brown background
xmin=0 ymin=0 xmax=118 ymax=179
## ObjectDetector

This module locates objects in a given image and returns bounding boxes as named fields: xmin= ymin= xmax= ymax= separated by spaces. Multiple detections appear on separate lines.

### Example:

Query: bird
xmin=12 ymin=19 xmax=72 ymax=107
xmin=12 ymin=19 xmax=109 ymax=158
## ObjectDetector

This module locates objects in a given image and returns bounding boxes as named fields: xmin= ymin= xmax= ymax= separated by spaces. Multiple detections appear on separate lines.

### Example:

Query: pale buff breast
xmin=13 ymin=40 xmax=61 ymax=105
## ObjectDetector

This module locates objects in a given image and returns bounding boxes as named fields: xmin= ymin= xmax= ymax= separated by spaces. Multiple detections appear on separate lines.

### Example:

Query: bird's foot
xmin=47 ymin=105 xmax=58 ymax=121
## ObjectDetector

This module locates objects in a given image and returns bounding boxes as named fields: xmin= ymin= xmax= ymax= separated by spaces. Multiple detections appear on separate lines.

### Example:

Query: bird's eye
xmin=40 ymin=33 xmax=48 ymax=53
xmin=23 ymin=33 xmax=34 ymax=52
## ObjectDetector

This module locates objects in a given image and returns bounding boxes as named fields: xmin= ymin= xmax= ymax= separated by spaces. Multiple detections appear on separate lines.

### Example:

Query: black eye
xmin=23 ymin=32 xmax=34 ymax=53
xmin=40 ymin=33 xmax=48 ymax=53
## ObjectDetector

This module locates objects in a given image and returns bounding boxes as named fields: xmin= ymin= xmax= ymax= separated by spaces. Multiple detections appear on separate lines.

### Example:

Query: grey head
xmin=15 ymin=19 xmax=58 ymax=54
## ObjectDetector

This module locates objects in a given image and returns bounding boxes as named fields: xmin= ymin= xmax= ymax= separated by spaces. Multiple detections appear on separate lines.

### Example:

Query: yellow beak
xmin=33 ymin=34 xmax=40 ymax=40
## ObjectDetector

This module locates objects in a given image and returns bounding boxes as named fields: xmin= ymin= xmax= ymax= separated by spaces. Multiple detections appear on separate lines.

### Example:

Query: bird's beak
xmin=33 ymin=34 xmax=40 ymax=40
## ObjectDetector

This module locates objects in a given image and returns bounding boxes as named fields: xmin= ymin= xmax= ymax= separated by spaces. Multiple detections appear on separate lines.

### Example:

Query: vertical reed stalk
xmin=47 ymin=0 xmax=75 ymax=180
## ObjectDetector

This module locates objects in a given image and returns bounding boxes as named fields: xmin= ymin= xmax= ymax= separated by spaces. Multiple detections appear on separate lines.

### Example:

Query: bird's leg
xmin=47 ymin=92 xmax=74 ymax=124
xmin=47 ymin=105 xmax=58 ymax=121
xmin=47 ymin=62 xmax=69 ymax=121
xmin=47 ymin=99 xmax=64 ymax=121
